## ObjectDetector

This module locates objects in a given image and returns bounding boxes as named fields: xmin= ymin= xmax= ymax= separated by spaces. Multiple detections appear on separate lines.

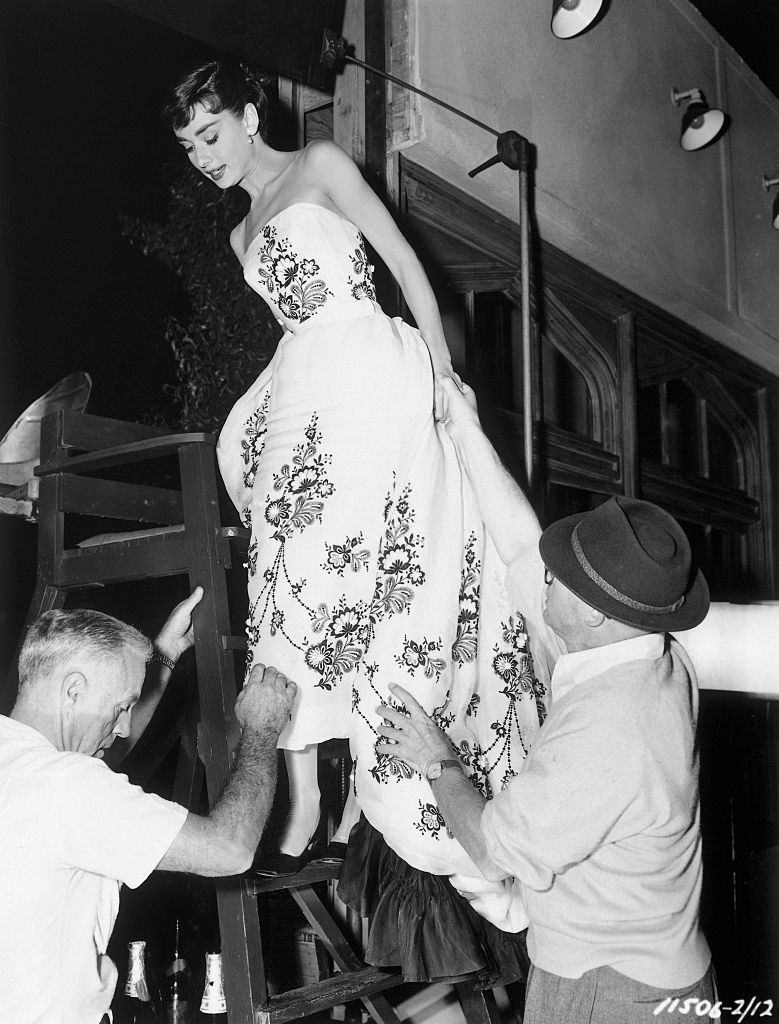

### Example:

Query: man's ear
xmin=584 ymin=605 xmax=606 ymax=630
xmin=63 ymin=671 xmax=87 ymax=709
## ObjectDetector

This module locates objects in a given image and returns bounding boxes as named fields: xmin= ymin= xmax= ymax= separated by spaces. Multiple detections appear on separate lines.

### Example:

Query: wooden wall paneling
xmin=617 ymin=313 xmax=639 ymax=497
xmin=757 ymin=386 xmax=778 ymax=596
xmin=641 ymin=461 xmax=760 ymax=532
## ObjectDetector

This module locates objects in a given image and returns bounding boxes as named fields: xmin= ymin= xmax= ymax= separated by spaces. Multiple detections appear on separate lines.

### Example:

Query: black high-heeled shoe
xmin=309 ymin=839 xmax=347 ymax=866
xmin=252 ymin=814 xmax=324 ymax=877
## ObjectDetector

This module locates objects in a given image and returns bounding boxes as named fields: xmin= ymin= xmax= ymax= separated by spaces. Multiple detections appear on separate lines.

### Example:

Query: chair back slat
xmin=60 ymin=474 xmax=184 ymax=524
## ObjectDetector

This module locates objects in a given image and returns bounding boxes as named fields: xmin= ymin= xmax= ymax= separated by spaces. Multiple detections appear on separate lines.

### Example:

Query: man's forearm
xmin=209 ymin=726 xmax=278 ymax=856
xmin=431 ymin=768 xmax=508 ymax=883
xmin=449 ymin=422 xmax=541 ymax=567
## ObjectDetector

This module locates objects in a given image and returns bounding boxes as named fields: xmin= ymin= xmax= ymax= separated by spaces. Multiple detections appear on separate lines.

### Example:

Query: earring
xmin=248 ymin=134 xmax=254 ymax=145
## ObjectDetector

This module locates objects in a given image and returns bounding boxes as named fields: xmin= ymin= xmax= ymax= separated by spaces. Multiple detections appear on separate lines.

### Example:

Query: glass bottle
xmin=196 ymin=951 xmax=227 ymax=1022
xmin=163 ymin=918 xmax=193 ymax=1024
xmin=113 ymin=940 xmax=161 ymax=1024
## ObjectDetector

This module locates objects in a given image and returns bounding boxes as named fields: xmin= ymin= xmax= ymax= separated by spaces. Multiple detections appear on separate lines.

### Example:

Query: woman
xmin=166 ymin=60 xmax=545 ymax=978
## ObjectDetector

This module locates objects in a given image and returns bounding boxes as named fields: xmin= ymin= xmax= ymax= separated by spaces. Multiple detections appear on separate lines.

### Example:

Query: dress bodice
xmin=241 ymin=203 xmax=379 ymax=333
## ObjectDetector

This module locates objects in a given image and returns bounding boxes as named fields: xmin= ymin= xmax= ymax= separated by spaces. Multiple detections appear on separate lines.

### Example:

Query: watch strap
xmin=150 ymin=650 xmax=176 ymax=671
xmin=424 ymin=756 xmax=462 ymax=780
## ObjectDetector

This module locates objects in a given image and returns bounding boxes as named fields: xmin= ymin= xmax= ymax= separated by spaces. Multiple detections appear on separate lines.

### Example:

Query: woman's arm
xmin=303 ymin=141 xmax=455 ymax=377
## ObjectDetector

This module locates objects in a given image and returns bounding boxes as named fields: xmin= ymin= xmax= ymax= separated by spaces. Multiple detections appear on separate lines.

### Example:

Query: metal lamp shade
xmin=680 ymin=101 xmax=726 ymax=150
xmin=551 ymin=0 xmax=604 ymax=38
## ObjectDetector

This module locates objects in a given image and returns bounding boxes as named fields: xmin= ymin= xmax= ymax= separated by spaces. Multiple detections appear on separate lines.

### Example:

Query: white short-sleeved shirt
xmin=0 ymin=715 xmax=188 ymax=1024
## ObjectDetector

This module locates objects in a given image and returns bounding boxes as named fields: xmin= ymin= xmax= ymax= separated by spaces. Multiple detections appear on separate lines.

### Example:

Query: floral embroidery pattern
xmin=240 ymin=393 xmax=271 ymax=527
xmin=413 ymin=800 xmax=452 ymax=841
xmin=452 ymin=533 xmax=480 ymax=665
xmin=368 ymin=690 xmax=416 ymax=785
xmin=395 ymin=636 xmax=446 ymax=680
xmin=456 ymin=739 xmax=491 ymax=799
xmin=323 ymin=534 xmax=371 ymax=576
xmin=347 ymin=239 xmax=376 ymax=302
xmin=255 ymin=224 xmax=333 ymax=323
xmin=306 ymin=482 xmax=425 ymax=692
xmin=479 ymin=613 xmax=546 ymax=788
xmin=244 ymin=416 xmax=333 ymax=675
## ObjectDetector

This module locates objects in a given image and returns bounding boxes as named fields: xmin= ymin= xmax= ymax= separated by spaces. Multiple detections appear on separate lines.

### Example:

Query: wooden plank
xmin=246 ymin=862 xmax=342 ymax=895
xmin=0 ymin=494 xmax=34 ymax=520
xmin=291 ymin=886 xmax=362 ymax=970
xmin=57 ymin=410 xmax=180 ymax=451
xmin=56 ymin=533 xmax=189 ymax=586
xmin=60 ymin=474 xmax=183 ymax=523
xmin=255 ymin=966 xmax=403 ymax=1024
xmin=222 ymin=635 xmax=248 ymax=651
xmin=453 ymin=981 xmax=500 ymax=1024
xmin=37 ymin=432 xmax=215 ymax=477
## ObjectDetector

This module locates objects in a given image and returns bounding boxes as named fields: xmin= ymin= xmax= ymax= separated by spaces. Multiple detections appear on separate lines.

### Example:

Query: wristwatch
xmin=425 ymin=758 xmax=462 ymax=781
xmin=150 ymin=650 xmax=176 ymax=671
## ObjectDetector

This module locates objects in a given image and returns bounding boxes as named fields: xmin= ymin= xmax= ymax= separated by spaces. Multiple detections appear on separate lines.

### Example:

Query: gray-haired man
xmin=0 ymin=589 xmax=295 ymax=1024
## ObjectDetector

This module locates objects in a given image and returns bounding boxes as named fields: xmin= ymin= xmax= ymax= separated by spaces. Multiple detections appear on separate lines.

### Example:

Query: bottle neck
xmin=125 ymin=941 xmax=151 ymax=1000
xmin=200 ymin=953 xmax=226 ymax=1014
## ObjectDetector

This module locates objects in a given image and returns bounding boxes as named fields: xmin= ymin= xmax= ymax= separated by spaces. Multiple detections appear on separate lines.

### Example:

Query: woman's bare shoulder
xmin=228 ymin=220 xmax=246 ymax=259
xmin=299 ymin=138 xmax=355 ymax=176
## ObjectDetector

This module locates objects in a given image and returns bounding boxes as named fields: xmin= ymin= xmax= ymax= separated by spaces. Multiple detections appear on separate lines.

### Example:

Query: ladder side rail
xmin=177 ymin=441 xmax=269 ymax=1022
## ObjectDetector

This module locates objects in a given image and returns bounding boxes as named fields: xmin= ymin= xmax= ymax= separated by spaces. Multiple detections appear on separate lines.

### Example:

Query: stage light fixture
xmin=551 ymin=0 xmax=604 ymax=38
xmin=671 ymin=87 xmax=727 ymax=151
xmin=763 ymin=175 xmax=779 ymax=230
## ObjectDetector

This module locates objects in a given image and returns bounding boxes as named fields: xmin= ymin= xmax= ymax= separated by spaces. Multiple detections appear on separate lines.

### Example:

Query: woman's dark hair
xmin=164 ymin=60 xmax=269 ymax=136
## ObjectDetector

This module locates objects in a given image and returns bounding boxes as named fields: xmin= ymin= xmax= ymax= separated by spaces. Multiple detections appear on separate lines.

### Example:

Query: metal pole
xmin=519 ymin=164 xmax=533 ymax=490
xmin=323 ymin=31 xmax=534 ymax=486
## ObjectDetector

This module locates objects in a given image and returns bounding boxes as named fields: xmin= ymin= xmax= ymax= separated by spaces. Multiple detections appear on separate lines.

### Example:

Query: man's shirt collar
xmin=551 ymin=633 xmax=665 ymax=703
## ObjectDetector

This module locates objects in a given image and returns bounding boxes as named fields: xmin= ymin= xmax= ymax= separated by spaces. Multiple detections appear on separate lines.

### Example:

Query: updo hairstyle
xmin=165 ymin=60 xmax=269 ymax=138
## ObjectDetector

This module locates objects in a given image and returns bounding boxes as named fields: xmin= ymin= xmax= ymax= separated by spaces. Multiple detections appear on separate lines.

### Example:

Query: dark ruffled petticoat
xmin=337 ymin=817 xmax=529 ymax=985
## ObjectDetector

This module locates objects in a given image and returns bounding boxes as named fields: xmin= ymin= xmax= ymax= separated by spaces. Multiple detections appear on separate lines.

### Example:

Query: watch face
xmin=426 ymin=761 xmax=442 ymax=780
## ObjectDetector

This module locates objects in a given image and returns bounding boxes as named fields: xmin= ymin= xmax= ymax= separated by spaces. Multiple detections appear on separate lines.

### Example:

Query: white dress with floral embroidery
xmin=217 ymin=202 xmax=547 ymax=879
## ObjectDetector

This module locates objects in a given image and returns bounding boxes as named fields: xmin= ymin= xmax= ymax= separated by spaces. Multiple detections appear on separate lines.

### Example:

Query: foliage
xmin=121 ymin=168 xmax=279 ymax=432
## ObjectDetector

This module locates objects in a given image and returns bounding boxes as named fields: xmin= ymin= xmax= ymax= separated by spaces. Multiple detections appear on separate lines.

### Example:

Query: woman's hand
xmin=435 ymin=375 xmax=481 ymax=439
xmin=432 ymin=363 xmax=464 ymax=420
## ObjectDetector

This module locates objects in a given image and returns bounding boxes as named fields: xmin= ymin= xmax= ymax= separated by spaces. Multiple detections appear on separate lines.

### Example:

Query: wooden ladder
xmin=3 ymin=408 xmax=523 ymax=1024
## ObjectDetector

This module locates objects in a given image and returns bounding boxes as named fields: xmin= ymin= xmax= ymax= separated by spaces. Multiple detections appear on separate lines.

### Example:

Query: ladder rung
xmin=222 ymin=525 xmax=250 ymax=544
xmin=57 ymin=531 xmax=190 ymax=586
xmin=36 ymin=431 xmax=215 ymax=476
xmin=255 ymin=966 xmax=403 ymax=1024
xmin=245 ymin=863 xmax=342 ymax=895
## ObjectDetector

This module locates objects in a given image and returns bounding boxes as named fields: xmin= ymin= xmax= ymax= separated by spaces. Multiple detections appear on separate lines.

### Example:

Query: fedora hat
xmin=539 ymin=495 xmax=709 ymax=632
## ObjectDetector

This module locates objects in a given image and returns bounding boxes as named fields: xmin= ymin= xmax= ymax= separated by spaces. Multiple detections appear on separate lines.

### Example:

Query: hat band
xmin=571 ymin=523 xmax=685 ymax=615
